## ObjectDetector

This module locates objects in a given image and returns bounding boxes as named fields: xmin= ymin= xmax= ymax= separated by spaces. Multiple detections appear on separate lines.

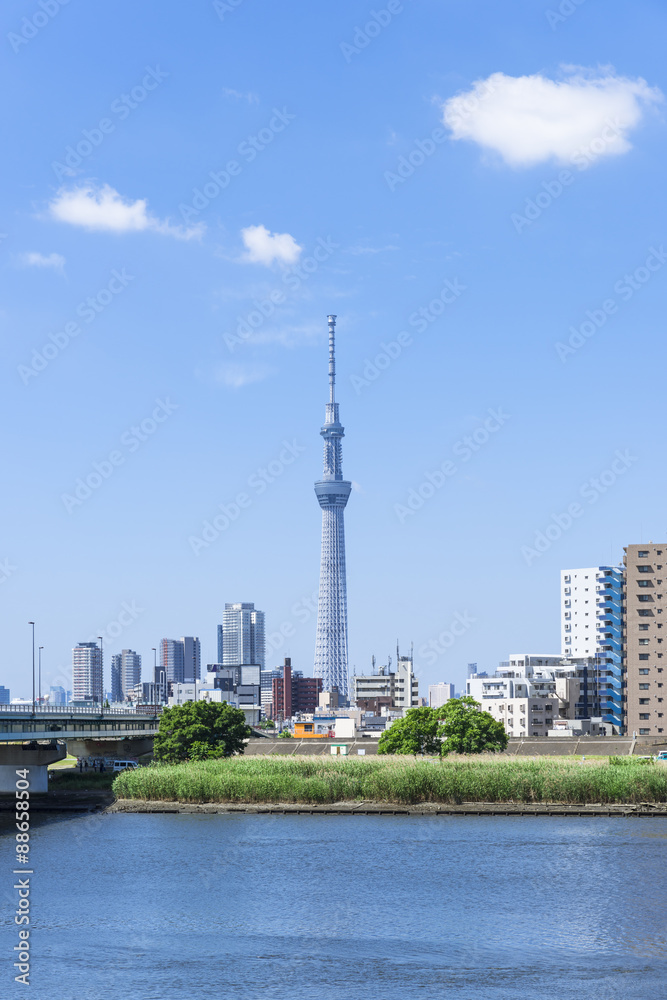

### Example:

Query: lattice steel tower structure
xmin=314 ymin=315 xmax=351 ymax=697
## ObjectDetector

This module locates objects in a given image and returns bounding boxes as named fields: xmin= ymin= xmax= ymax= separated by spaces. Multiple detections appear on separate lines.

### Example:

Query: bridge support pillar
xmin=0 ymin=742 xmax=66 ymax=792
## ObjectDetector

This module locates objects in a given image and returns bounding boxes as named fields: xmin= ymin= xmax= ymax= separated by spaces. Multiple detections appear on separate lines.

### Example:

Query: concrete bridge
xmin=0 ymin=704 xmax=159 ymax=746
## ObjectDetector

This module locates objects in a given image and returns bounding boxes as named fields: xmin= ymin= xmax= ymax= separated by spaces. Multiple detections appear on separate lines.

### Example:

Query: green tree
xmin=436 ymin=697 xmax=508 ymax=755
xmin=278 ymin=728 xmax=293 ymax=738
xmin=188 ymin=740 xmax=230 ymax=761
xmin=377 ymin=706 xmax=441 ymax=755
xmin=258 ymin=719 xmax=276 ymax=729
xmin=153 ymin=701 xmax=251 ymax=763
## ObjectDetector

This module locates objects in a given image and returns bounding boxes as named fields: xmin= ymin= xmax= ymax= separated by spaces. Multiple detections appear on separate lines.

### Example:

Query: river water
xmin=2 ymin=812 xmax=666 ymax=999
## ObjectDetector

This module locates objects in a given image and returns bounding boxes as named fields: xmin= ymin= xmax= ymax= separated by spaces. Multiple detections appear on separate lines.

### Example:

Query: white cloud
xmin=347 ymin=243 xmax=399 ymax=256
xmin=240 ymin=224 xmax=302 ymax=267
xmin=48 ymin=184 xmax=204 ymax=239
xmin=442 ymin=70 xmax=662 ymax=167
xmin=222 ymin=88 xmax=259 ymax=104
xmin=214 ymin=362 xmax=273 ymax=388
xmin=19 ymin=251 xmax=65 ymax=274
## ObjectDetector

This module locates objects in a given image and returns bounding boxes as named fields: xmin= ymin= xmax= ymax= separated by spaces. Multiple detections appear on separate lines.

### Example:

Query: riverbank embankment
xmin=109 ymin=798 xmax=667 ymax=817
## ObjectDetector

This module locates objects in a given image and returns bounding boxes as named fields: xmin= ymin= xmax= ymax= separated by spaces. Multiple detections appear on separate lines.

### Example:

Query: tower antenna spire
xmin=314 ymin=314 xmax=351 ymax=700
xmin=327 ymin=314 xmax=336 ymax=405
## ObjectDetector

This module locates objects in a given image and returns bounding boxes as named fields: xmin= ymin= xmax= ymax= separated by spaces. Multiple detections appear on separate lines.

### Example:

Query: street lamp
xmin=38 ymin=647 xmax=43 ymax=706
xmin=28 ymin=622 xmax=35 ymax=713
xmin=97 ymin=636 xmax=104 ymax=710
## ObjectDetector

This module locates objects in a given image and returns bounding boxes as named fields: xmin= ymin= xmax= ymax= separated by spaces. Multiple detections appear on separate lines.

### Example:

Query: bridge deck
xmin=0 ymin=708 xmax=159 ymax=742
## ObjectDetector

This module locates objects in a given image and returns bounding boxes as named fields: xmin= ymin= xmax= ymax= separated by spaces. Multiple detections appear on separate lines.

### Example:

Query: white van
xmin=113 ymin=760 xmax=138 ymax=772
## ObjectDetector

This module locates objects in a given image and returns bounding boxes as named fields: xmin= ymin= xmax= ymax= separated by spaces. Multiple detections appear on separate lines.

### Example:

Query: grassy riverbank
xmin=112 ymin=756 xmax=667 ymax=805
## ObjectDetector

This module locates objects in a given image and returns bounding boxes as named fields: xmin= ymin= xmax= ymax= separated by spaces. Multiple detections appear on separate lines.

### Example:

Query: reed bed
xmin=112 ymin=755 xmax=667 ymax=806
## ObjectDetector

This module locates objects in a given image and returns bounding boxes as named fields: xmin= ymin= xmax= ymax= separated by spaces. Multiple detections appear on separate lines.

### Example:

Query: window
xmin=638 ymin=551 xmax=649 ymax=558
xmin=639 ymin=639 xmax=649 ymax=645
xmin=639 ymin=611 xmax=653 ymax=617
xmin=639 ymin=684 xmax=650 ymax=690
xmin=639 ymin=581 xmax=652 ymax=588
xmin=640 ymin=624 xmax=650 ymax=631
xmin=639 ymin=654 xmax=650 ymax=660
xmin=639 ymin=713 xmax=650 ymax=719
xmin=639 ymin=699 xmax=650 ymax=705
xmin=639 ymin=728 xmax=650 ymax=735
xmin=639 ymin=596 xmax=652 ymax=602
xmin=639 ymin=669 xmax=650 ymax=675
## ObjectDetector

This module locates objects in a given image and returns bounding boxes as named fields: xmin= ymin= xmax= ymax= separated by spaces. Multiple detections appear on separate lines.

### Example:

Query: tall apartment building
xmin=561 ymin=566 xmax=624 ymax=731
xmin=624 ymin=544 xmax=667 ymax=737
xmin=429 ymin=682 xmax=455 ymax=709
xmin=0 ymin=685 xmax=10 ymax=704
xmin=111 ymin=655 xmax=122 ymax=702
xmin=160 ymin=637 xmax=200 ymax=684
xmin=219 ymin=603 xmax=265 ymax=669
xmin=72 ymin=641 xmax=103 ymax=703
xmin=111 ymin=650 xmax=142 ymax=702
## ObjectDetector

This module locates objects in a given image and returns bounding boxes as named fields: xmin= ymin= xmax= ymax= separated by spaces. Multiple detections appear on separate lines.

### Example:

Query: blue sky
xmin=2 ymin=0 xmax=666 ymax=699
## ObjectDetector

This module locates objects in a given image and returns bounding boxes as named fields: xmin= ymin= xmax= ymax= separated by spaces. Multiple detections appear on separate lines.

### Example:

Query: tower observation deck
xmin=313 ymin=315 xmax=351 ymax=698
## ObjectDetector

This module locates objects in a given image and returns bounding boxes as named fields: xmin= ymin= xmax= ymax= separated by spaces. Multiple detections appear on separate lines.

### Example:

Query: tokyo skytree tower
xmin=313 ymin=315 xmax=351 ymax=697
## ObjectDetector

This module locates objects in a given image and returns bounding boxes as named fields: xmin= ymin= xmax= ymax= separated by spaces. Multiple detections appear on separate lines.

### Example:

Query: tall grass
xmin=112 ymin=756 xmax=667 ymax=805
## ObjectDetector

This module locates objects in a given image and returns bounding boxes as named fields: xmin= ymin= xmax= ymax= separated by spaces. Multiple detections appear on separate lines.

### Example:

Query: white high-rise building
xmin=220 ymin=604 xmax=265 ymax=669
xmin=72 ymin=642 xmax=103 ymax=703
xmin=428 ymin=682 xmax=455 ymax=708
xmin=561 ymin=566 xmax=623 ymax=731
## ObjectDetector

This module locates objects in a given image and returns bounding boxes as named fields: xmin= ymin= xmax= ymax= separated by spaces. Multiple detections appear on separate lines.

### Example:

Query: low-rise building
xmin=270 ymin=659 xmax=323 ymax=720
xmin=485 ymin=696 xmax=560 ymax=738
xmin=353 ymin=650 xmax=419 ymax=711
xmin=466 ymin=651 xmax=616 ymax=737
xmin=168 ymin=665 xmax=262 ymax=726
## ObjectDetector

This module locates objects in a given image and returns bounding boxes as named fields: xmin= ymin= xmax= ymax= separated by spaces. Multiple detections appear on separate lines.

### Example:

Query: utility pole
xmin=28 ymin=622 xmax=35 ymax=713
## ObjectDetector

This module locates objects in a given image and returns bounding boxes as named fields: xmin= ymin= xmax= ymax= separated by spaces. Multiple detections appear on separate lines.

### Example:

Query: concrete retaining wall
xmin=246 ymin=737 xmax=667 ymax=757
